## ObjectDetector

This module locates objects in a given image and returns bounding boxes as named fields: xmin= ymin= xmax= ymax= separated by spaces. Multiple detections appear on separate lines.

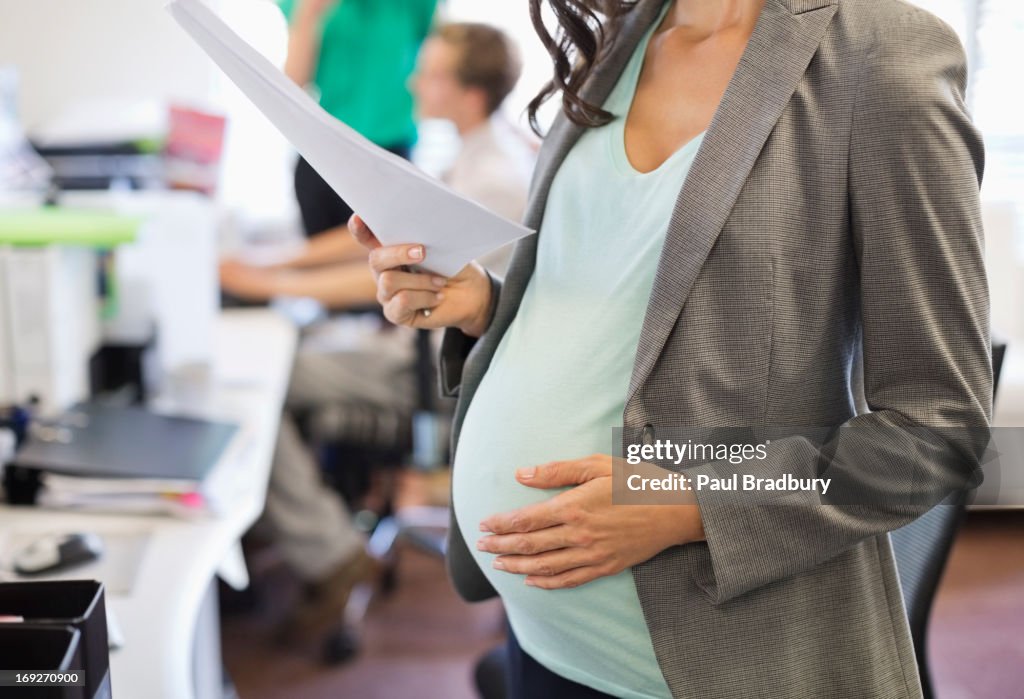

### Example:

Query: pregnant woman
xmin=352 ymin=0 xmax=990 ymax=697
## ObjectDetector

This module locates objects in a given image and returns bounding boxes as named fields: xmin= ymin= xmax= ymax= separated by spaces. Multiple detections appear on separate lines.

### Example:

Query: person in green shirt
xmin=279 ymin=0 xmax=439 ymax=236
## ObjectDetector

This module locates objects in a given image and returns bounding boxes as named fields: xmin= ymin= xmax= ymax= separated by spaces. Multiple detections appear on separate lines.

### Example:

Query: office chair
xmin=889 ymin=339 xmax=1006 ymax=699
xmin=306 ymin=327 xmax=453 ymax=664
xmin=473 ymin=342 xmax=1008 ymax=699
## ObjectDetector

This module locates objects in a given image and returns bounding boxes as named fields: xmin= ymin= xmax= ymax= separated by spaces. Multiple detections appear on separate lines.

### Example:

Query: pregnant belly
xmin=451 ymin=396 xmax=570 ymax=568
xmin=450 ymin=348 xmax=623 ymax=599
xmin=450 ymin=377 xmax=672 ymax=699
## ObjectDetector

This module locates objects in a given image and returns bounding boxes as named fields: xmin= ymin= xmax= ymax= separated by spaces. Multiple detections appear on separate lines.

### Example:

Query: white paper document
xmin=167 ymin=0 xmax=533 ymax=277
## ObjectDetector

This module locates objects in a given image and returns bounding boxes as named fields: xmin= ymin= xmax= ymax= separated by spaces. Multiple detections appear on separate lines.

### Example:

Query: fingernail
xmin=409 ymin=246 xmax=424 ymax=260
xmin=492 ymin=559 xmax=506 ymax=571
xmin=517 ymin=467 xmax=536 ymax=481
xmin=432 ymin=276 xmax=447 ymax=287
xmin=476 ymin=539 xmax=488 ymax=551
xmin=524 ymin=578 xmax=537 ymax=587
xmin=479 ymin=522 xmax=492 ymax=533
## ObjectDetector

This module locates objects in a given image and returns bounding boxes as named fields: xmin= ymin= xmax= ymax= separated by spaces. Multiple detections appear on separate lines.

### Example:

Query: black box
xmin=0 ymin=624 xmax=85 ymax=699
xmin=0 ymin=581 xmax=111 ymax=699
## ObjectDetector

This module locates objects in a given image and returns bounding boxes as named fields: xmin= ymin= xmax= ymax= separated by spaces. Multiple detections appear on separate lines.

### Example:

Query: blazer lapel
xmin=626 ymin=0 xmax=839 ymax=406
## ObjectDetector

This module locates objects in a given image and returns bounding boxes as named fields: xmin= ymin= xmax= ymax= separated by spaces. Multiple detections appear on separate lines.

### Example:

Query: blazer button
xmin=641 ymin=424 xmax=655 ymax=446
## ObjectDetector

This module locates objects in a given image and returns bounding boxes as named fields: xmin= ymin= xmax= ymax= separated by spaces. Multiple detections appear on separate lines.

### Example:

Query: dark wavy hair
xmin=527 ymin=0 xmax=639 ymax=135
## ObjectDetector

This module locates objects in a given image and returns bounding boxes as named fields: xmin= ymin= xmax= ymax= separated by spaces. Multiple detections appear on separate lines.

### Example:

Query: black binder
xmin=3 ymin=403 xmax=238 ymax=505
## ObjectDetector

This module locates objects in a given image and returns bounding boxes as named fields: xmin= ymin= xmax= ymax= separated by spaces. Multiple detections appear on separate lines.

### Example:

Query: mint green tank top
xmin=451 ymin=3 xmax=705 ymax=696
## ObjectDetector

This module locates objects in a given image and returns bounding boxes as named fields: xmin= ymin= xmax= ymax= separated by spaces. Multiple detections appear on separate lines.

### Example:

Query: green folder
xmin=0 ymin=208 xmax=141 ymax=247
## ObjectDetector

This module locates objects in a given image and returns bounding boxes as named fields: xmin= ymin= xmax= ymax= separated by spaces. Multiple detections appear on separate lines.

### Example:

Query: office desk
xmin=0 ymin=309 xmax=297 ymax=699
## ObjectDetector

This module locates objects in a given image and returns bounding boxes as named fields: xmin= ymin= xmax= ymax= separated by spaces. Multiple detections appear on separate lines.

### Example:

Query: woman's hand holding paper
xmin=350 ymin=214 xmax=494 ymax=336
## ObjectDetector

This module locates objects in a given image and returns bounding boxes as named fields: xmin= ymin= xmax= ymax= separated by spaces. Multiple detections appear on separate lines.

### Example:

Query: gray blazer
xmin=438 ymin=0 xmax=991 ymax=697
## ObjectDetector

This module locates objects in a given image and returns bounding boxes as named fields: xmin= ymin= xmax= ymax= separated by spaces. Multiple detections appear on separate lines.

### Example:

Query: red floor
xmin=222 ymin=546 xmax=504 ymax=699
xmin=929 ymin=510 xmax=1024 ymax=699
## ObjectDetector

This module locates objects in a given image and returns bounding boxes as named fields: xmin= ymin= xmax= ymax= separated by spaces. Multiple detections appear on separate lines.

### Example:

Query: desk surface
xmin=0 ymin=309 xmax=297 ymax=699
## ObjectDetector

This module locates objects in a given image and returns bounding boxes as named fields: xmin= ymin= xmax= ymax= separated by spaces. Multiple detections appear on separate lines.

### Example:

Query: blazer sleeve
xmin=438 ymin=269 xmax=504 ymax=397
xmin=688 ymin=9 xmax=992 ymax=605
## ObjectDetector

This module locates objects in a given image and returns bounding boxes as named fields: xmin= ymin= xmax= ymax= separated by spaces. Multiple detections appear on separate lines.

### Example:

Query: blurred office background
xmin=0 ymin=1 xmax=1021 ymax=698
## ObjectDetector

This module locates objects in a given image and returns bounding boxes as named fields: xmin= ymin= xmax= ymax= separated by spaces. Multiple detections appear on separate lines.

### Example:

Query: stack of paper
xmin=167 ymin=0 xmax=533 ymax=277
xmin=37 ymin=474 xmax=212 ymax=519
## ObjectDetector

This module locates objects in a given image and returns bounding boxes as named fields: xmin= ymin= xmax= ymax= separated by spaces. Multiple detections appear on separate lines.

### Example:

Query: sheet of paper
xmin=166 ymin=0 xmax=534 ymax=277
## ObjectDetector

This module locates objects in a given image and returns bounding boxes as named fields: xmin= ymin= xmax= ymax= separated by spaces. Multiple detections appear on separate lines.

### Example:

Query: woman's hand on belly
xmin=476 ymin=454 xmax=706 ymax=590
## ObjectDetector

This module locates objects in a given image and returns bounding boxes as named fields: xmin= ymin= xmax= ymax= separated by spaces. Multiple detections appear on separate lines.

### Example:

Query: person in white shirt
xmin=414 ymin=22 xmax=537 ymax=276
xmin=219 ymin=21 xmax=533 ymax=645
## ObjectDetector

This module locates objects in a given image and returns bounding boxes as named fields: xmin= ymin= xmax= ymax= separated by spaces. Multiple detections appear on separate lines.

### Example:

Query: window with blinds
xmin=910 ymin=0 xmax=1024 ymax=203
xmin=971 ymin=1 xmax=1024 ymax=202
